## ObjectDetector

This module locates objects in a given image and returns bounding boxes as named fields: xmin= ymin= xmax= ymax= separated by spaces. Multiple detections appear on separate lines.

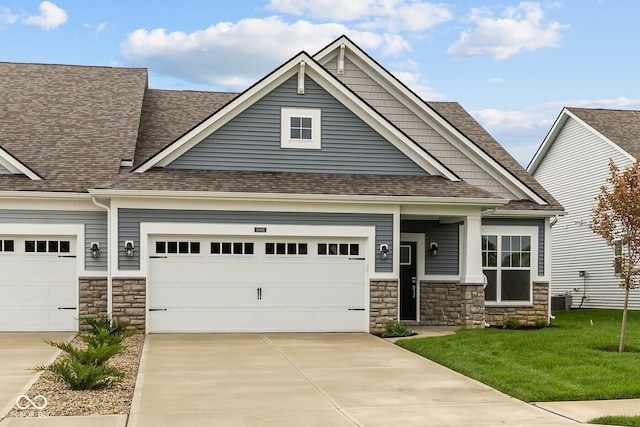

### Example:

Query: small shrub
xmin=534 ymin=318 xmax=548 ymax=329
xmin=80 ymin=316 xmax=134 ymax=346
xmin=381 ymin=320 xmax=413 ymax=338
xmin=44 ymin=340 xmax=124 ymax=366
xmin=504 ymin=317 xmax=521 ymax=330
xmin=33 ymin=358 xmax=125 ymax=390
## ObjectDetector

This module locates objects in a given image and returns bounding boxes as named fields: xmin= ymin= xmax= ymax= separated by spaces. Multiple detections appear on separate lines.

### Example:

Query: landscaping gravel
xmin=8 ymin=333 xmax=144 ymax=417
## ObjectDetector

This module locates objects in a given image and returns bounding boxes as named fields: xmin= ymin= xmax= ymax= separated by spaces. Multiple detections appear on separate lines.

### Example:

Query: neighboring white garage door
xmin=0 ymin=237 xmax=77 ymax=331
xmin=148 ymin=236 xmax=367 ymax=332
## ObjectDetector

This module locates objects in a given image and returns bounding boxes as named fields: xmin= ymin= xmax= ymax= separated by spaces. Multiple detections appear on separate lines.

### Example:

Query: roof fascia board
xmin=527 ymin=108 xmax=568 ymax=173
xmin=0 ymin=191 xmax=90 ymax=200
xmin=486 ymin=209 xmax=566 ymax=217
xmin=0 ymin=147 xmax=42 ymax=180
xmin=135 ymin=50 xmax=458 ymax=180
xmin=565 ymin=109 xmax=636 ymax=162
xmin=315 ymin=37 xmax=546 ymax=204
xmin=88 ymin=188 xmax=507 ymax=207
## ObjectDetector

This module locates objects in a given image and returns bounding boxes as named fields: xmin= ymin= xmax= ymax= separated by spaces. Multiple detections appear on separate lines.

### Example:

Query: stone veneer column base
xmin=485 ymin=281 xmax=549 ymax=327
xmin=420 ymin=281 xmax=485 ymax=328
xmin=78 ymin=277 xmax=108 ymax=330
xmin=370 ymin=279 xmax=398 ymax=334
xmin=112 ymin=277 xmax=146 ymax=332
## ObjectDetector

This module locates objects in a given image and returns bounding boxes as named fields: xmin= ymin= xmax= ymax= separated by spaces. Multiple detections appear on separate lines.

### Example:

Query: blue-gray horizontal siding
xmin=0 ymin=209 xmax=107 ymax=270
xmin=118 ymin=208 xmax=392 ymax=272
xmin=401 ymin=220 xmax=459 ymax=275
xmin=168 ymin=75 xmax=428 ymax=176
xmin=0 ymin=164 xmax=11 ymax=174
xmin=482 ymin=218 xmax=545 ymax=276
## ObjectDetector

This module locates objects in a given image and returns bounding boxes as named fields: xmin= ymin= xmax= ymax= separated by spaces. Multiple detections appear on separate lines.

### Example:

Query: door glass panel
xmin=400 ymin=245 xmax=411 ymax=265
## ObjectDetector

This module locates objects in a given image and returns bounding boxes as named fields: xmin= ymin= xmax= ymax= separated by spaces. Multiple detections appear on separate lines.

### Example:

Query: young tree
xmin=591 ymin=155 xmax=640 ymax=352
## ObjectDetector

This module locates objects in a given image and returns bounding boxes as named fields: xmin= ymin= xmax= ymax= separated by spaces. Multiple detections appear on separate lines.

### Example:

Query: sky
xmin=1 ymin=1 xmax=639 ymax=166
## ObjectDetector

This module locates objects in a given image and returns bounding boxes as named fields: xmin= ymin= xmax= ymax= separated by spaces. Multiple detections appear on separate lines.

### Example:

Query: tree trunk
xmin=619 ymin=285 xmax=631 ymax=352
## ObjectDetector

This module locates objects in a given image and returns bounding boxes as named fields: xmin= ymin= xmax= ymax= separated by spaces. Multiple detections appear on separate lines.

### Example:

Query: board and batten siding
xmin=532 ymin=116 xmax=638 ymax=309
xmin=168 ymin=75 xmax=427 ymax=176
xmin=401 ymin=220 xmax=459 ymax=275
xmin=0 ymin=209 xmax=107 ymax=270
xmin=481 ymin=218 xmax=545 ymax=276
xmin=118 ymin=208 xmax=393 ymax=272
xmin=324 ymin=56 xmax=517 ymax=199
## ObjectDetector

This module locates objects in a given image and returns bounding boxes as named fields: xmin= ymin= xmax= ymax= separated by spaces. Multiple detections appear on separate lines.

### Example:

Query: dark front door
xmin=400 ymin=241 xmax=417 ymax=320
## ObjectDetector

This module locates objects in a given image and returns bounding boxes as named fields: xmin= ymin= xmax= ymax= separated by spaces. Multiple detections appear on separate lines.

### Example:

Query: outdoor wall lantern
xmin=90 ymin=242 xmax=100 ymax=258
xmin=124 ymin=240 xmax=135 ymax=257
xmin=429 ymin=242 xmax=438 ymax=257
xmin=380 ymin=244 xmax=389 ymax=260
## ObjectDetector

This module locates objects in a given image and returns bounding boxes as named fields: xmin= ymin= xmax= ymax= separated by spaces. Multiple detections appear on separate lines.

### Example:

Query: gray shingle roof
xmin=0 ymin=60 xmax=559 ymax=210
xmin=427 ymin=101 xmax=563 ymax=212
xmin=568 ymin=107 xmax=640 ymax=157
xmin=134 ymin=89 xmax=238 ymax=167
xmin=106 ymin=169 xmax=498 ymax=200
xmin=0 ymin=62 xmax=147 ymax=192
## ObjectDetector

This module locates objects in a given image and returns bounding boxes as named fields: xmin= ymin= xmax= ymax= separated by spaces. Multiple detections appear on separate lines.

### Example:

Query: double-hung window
xmin=482 ymin=227 xmax=536 ymax=304
xmin=280 ymin=107 xmax=321 ymax=149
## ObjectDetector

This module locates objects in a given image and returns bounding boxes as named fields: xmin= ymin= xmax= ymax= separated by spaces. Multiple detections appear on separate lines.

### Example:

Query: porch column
xmin=461 ymin=214 xmax=484 ymax=284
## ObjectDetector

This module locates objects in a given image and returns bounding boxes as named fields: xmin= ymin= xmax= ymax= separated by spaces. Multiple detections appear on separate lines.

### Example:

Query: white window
xmin=482 ymin=227 xmax=537 ymax=305
xmin=280 ymin=107 xmax=321 ymax=149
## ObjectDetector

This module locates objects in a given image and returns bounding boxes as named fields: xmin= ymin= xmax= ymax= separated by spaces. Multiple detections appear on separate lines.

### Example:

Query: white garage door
xmin=0 ymin=237 xmax=77 ymax=331
xmin=148 ymin=236 xmax=367 ymax=332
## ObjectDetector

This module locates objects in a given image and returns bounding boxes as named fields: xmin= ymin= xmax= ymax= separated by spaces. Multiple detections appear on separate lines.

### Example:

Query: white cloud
xmin=544 ymin=97 xmax=640 ymax=110
xmin=267 ymin=0 xmax=452 ymax=32
xmin=472 ymin=108 xmax=550 ymax=131
xmin=447 ymin=2 xmax=569 ymax=60
xmin=489 ymin=77 xmax=505 ymax=84
xmin=120 ymin=16 xmax=406 ymax=91
xmin=23 ymin=1 xmax=67 ymax=30
xmin=471 ymin=107 xmax=555 ymax=165
xmin=0 ymin=6 xmax=18 ymax=26
xmin=96 ymin=22 xmax=106 ymax=33
xmin=392 ymin=71 xmax=445 ymax=100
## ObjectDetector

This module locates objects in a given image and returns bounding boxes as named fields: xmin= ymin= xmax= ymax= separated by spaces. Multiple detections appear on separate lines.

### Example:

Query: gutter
xmin=88 ymin=189 xmax=509 ymax=208
xmin=91 ymin=196 xmax=112 ymax=318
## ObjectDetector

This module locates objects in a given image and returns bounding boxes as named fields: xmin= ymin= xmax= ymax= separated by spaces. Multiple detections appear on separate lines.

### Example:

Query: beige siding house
xmin=529 ymin=108 xmax=640 ymax=309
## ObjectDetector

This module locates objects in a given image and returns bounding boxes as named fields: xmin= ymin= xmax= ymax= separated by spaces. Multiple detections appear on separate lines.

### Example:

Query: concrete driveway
xmin=0 ymin=333 xmax=73 ymax=419
xmin=129 ymin=333 xmax=578 ymax=427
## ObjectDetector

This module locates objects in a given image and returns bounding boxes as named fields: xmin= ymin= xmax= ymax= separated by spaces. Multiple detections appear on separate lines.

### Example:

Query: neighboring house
xmin=0 ymin=36 xmax=563 ymax=333
xmin=529 ymin=107 xmax=640 ymax=310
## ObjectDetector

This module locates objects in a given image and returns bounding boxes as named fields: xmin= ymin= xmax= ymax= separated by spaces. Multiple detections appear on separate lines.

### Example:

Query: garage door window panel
xmin=265 ymin=242 xmax=308 ymax=255
xmin=211 ymin=242 xmax=254 ymax=255
xmin=0 ymin=239 xmax=14 ymax=252
xmin=155 ymin=241 xmax=201 ymax=255
xmin=25 ymin=239 xmax=71 ymax=254
xmin=318 ymin=243 xmax=360 ymax=256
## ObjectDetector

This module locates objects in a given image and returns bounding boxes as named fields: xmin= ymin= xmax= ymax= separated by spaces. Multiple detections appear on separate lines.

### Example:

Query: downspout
xmin=91 ymin=196 xmax=112 ymax=318
xmin=548 ymin=216 xmax=559 ymax=321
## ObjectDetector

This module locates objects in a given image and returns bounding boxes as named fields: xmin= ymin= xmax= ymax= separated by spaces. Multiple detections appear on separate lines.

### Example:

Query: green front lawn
xmin=396 ymin=309 xmax=640 ymax=402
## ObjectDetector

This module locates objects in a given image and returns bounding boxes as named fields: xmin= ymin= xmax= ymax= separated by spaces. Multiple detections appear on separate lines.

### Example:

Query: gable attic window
xmin=280 ymin=107 xmax=321 ymax=149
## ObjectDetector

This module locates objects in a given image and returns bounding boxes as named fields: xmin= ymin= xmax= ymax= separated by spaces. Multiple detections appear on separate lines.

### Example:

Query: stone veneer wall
xmin=420 ymin=281 xmax=485 ymax=328
xmin=370 ymin=279 xmax=398 ymax=333
xmin=112 ymin=277 xmax=146 ymax=331
xmin=78 ymin=277 xmax=108 ymax=327
xmin=485 ymin=281 xmax=549 ymax=327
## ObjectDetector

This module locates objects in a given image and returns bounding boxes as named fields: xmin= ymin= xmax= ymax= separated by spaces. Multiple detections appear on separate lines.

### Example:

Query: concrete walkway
xmin=0 ymin=333 xmax=73 ymax=420
xmin=127 ymin=333 xmax=579 ymax=426
xmin=1 ymin=331 xmax=639 ymax=426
